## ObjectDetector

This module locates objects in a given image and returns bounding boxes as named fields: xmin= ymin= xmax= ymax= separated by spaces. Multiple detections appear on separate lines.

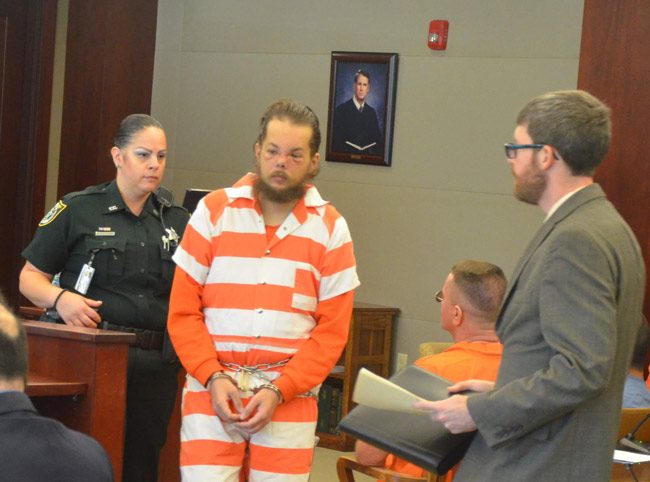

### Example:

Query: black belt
xmin=99 ymin=321 xmax=164 ymax=351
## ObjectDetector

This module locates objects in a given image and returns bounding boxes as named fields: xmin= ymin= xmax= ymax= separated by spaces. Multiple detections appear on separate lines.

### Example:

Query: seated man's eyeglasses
xmin=434 ymin=290 xmax=444 ymax=303
xmin=504 ymin=143 xmax=545 ymax=159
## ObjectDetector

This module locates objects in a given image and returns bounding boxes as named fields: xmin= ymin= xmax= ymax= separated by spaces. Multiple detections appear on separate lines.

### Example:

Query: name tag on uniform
xmin=95 ymin=226 xmax=115 ymax=236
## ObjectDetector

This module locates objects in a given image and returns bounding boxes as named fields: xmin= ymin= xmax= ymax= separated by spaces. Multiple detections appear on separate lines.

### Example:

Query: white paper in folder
xmin=352 ymin=368 xmax=429 ymax=415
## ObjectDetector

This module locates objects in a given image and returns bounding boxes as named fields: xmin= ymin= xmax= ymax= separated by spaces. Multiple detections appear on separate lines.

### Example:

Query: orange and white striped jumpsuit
xmin=168 ymin=173 xmax=360 ymax=481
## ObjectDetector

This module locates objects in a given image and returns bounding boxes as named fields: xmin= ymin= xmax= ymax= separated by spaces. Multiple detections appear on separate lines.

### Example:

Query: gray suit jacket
xmin=456 ymin=184 xmax=645 ymax=482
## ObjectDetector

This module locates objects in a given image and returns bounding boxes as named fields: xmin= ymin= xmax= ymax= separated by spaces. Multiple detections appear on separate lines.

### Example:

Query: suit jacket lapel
xmin=497 ymin=184 xmax=606 ymax=326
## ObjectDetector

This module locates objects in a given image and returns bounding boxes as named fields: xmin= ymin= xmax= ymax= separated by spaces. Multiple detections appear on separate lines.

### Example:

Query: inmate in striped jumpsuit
xmin=168 ymin=173 xmax=360 ymax=481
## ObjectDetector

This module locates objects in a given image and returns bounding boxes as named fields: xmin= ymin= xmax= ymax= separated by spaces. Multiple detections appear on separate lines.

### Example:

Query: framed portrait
xmin=326 ymin=51 xmax=398 ymax=167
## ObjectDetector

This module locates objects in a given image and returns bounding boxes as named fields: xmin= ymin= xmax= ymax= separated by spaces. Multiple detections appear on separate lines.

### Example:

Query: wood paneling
xmin=578 ymin=0 xmax=650 ymax=314
xmin=57 ymin=0 xmax=158 ymax=195
xmin=0 ymin=0 xmax=56 ymax=308
xmin=25 ymin=320 xmax=134 ymax=482
xmin=317 ymin=303 xmax=399 ymax=452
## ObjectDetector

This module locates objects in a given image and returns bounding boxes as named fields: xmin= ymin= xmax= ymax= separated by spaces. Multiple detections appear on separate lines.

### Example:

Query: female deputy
xmin=19 ymin=114 xmax=189 ymax=482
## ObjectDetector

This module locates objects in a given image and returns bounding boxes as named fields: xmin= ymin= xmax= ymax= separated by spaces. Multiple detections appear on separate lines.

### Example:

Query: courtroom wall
xmin=151 ymin=0 xmax=584 ymax=366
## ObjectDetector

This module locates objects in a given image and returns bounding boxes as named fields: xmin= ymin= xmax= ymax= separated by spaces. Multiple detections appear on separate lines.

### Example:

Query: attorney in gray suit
xmin=415 ymin=90 xmax=645 ymax=481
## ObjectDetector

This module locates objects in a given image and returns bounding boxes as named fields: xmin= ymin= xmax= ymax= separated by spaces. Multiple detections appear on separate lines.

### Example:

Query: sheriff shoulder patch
xmin=39 ymin=200 xmax=67 ymax=226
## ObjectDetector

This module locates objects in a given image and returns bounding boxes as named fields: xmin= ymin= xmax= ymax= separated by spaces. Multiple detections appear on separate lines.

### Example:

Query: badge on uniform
xmin=162 ymin=227 xmax=179 ymax=251
xmin=39 ymin=200 xmax=67 ymax=226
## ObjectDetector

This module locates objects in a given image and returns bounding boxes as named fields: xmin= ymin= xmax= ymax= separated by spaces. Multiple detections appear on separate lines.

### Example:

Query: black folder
xmin=337 ymin=365 xmax=476 ymax=475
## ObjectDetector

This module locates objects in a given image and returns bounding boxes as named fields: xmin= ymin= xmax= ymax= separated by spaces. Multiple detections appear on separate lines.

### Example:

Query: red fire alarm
xmin=428 ymin=20 xmax=449 ymax=50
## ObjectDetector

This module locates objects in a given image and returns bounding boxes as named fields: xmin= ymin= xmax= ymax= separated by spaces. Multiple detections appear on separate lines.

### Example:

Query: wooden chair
xmin=618 ymin=407 xmax=650 ymax=441
xmin=338 ymin=351 xmax=650 ymax=482
xmin=612 ymin=407 xmax=650 ymax=481
xmin=336 ymin=454 xmax=440 ymax=482
xmin=335 ymin=342 xmax=453 ymax=482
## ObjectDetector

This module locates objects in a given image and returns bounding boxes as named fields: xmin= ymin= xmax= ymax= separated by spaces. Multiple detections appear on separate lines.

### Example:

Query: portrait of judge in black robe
xmin=331 ymin=69 xmax=384 ymax=156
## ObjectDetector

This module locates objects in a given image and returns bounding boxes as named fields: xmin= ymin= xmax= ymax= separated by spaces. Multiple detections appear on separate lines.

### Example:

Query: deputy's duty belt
xmin=99 ymin=321 xmax=163 ymax=351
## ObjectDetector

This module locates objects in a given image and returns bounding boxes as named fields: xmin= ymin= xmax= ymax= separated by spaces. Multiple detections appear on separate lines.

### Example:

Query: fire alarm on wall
xmin=428 ymin=20 xmax=449 ymax=50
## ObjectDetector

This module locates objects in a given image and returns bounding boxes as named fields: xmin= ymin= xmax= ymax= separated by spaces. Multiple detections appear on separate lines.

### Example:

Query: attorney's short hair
xmin=516 ymin=90 xmax=611 ymax=176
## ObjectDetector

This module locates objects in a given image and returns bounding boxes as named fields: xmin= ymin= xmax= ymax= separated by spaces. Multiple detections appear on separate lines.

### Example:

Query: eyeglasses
xmin=504 ymin=143 xmax=545 ymax=159
xmin=434 ymin=290 xmax=444 ymax=303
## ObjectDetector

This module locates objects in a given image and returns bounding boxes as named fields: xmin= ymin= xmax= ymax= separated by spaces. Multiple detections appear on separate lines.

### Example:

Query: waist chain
xmin=220 ymin=359 xmax=316 ymax=398
xmin=221 ymin=360 xmax=289 ymax=390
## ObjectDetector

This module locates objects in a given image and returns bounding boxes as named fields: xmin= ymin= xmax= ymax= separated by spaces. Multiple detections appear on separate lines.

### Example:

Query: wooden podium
xmin=23 ymin=320 xmax=135 ymax=482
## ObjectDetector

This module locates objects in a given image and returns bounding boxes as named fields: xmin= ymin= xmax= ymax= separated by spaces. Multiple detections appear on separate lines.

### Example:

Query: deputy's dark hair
xmin=256 ymin=99 xmax=321 ymax=157
xmin=0 ymin=292 xmax=28 ymax=382
xmin=114 ymin=114 xmax=164 ymax=149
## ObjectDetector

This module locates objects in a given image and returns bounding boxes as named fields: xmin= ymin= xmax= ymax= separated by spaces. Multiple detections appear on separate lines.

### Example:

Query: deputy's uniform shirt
xmin=22 ymin=180 xmax=189 ymax=332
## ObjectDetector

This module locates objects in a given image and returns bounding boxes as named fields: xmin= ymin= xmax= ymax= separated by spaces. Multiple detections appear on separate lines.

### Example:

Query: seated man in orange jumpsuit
xmin=355 ymin=259 xmax=506 ymax=481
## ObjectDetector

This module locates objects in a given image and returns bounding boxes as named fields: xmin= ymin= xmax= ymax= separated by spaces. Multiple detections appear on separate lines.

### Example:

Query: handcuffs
xmin=206 ymin=360 xmax=290 ymax=402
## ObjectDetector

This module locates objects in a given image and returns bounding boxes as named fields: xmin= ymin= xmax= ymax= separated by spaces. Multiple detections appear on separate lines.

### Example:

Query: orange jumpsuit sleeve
xmin=273 ymin=290 xmax=355 ymax=402
xmin=167 ymin=266 xmax=224 ymax=386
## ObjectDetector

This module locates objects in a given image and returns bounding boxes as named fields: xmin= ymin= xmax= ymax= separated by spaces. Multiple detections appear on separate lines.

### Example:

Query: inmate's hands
xmin=57 ymin=291 xmax=102 ymax=327
xmin=234 ymin=388 xmax=281 ymax=434
xmin=209 ymin=377 xmax=244 ymax=423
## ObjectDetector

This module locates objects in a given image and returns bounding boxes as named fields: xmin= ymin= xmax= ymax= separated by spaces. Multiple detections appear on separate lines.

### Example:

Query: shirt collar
xmin=352 ymin=97 xmax=365 ymax=111
xmin=103 ymin=180 xmax=157 ymax=218
xmin=544 ymin=185 xmax=589 ymax=222
xmin=102 ymin=180 xmax=126 ymax=214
